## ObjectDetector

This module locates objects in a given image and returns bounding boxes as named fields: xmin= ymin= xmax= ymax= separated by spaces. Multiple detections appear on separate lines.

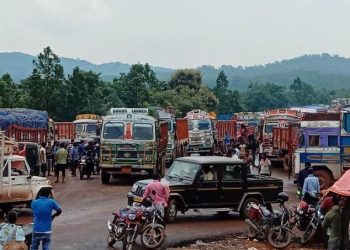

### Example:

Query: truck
xmin=0 ymin=108 xmax=48 ymax=144
xmin=261 ymin=109 xmax=300 ymax=165
xmin=54 ymin=122 xmax=75 ymax=141
xmin=293 ymin=112 xmax=341 ymax=189
xmin=99 ymin=108 xmax=168 ymax=184
xmin=185 ymin=109 xmax=216 ymax=155
xmin=0 ymin=131 xmax=52 ymax=212
xmin=74 ymin=114 xmax=102 ymax=141
xmin=149 ymin=108 xmax=189 ymax=164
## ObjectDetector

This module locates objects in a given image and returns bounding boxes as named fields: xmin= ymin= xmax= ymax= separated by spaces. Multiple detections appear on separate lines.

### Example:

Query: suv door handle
xmin=11 ymin=178 xmax=15 ymax=180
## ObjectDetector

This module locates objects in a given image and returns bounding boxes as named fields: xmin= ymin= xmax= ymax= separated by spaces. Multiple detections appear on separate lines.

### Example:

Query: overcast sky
xmin=0 ymin=0 xmax=349 ymax=68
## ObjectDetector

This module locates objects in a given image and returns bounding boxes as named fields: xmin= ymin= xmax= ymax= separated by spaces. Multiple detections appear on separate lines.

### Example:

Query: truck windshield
xmin=75 ymin=124 xmax=83 ymax=133
xmin=168 ymin=161 xmax=200 ymax=180
xmin=86 ymin=124 xmax=97 ymax=133
xmin=133 ymin=123 xmax=154 ymax=140
xmin=264 ymin=123 xmax=277 ymax=134
xmin=167 ymin=121 xmax=173 ymax=133
xmin=188 ymin=119 xmax=211 ymax=131
xmin=103 ymin=122 xmax=124 ymax=139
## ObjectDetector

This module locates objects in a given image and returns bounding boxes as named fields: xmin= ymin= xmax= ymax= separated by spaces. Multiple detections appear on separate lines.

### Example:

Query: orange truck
xmin=54 ymin=122 xmax=75 ymax=141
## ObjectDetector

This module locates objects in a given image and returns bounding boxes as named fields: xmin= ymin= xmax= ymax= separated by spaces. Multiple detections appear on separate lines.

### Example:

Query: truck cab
xmin=99 ymin=108 xmax=168 ymax=184
xmin=186 ymin=110 xmax=216 ymax=155
xmin=74 ymin=114 xmax=101 ymax=141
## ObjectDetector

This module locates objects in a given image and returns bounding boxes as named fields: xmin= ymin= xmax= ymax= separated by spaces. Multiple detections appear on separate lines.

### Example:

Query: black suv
xmin=127 ymin=156 xmax=284 ymax=222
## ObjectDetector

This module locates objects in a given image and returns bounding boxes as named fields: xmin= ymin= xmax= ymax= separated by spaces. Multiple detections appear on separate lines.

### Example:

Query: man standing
xmin=31 ymin=187 xmax=62 ymax=250
xmin=40 ymin=142 xmax=47 ymax=177
xmin=258 ymin=153 xmax=271 ymax=176
xmin=322 ymin=196 xmax=340 ymax=250
xmin=69 ymin=142 xmax=79 ymax=177
xmin=46 ymin=141 xmax=54 ymax=176
xmin=55 ymin=143 xmax=68 ymax=183
xmin=302 ymin=167 xmax=320 ymax=199
xmin=297 ymin=162 xmax=311 ymax=190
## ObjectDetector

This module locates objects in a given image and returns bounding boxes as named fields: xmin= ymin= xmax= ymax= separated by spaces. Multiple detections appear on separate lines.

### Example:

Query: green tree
xmin=289 ymin=77 xmax=317 ymax=106
xmin=0 ymin=74 xmax=19 ymax=108
xmin=215 ymin=70 xmax=229 ymax=90
xmin=169 ymin=69 xmax=202 ymax=90
xmin=19 ymin=47 xmax=65 ymax=119
xmin=243 ymin=82 xmax=289 ymax=111
xmin=113 ymin=63 xmax=163 ymax=107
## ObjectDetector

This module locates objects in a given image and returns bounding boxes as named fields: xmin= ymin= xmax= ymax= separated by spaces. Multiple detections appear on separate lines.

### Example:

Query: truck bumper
xmin=187 ymin=145 xmax=212 ymax=154
xmin=101 ymin=164 xmax=154 ymax=176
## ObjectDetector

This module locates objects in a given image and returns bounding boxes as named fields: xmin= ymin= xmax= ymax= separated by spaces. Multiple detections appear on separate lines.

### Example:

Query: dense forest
xmin=0 ymin=47 xmax=350 ymax=121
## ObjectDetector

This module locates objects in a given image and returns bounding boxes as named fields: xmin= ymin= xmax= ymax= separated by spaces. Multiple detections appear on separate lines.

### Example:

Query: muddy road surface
xmin=6 ymin=167 xmax=297 ymax=250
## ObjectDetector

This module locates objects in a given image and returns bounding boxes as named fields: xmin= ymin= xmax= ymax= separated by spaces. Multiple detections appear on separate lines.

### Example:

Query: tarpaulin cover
xmin=328 ymin=170 xmax=350 ymax=196
xmin=0 ymin=108 xmax=48 ymax=130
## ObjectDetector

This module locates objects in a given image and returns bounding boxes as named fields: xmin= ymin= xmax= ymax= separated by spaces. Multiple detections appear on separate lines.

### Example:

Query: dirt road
xmin=10 ymin=167 xmax=297 ymax=250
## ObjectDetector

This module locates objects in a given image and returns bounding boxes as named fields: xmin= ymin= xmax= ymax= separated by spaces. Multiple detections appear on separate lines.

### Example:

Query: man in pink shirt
xmin=142 ymin=173 xmax=170 ymax=207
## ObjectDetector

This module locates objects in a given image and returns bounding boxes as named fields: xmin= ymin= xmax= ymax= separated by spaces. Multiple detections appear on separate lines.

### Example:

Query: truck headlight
xmin=132 ymin=184 xmax=137 ymax=193
xmin=102 ymin=156 xmax=110 ymax=161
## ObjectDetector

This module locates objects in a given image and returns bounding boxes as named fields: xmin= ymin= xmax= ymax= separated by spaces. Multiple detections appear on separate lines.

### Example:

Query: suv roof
xmin=175 ymin=156 xmax=244 ymax=165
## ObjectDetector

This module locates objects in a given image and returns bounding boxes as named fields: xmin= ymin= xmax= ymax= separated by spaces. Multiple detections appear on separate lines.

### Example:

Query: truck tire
xmin=282 ymin=155 xmax=290 ymax=172
xmin=314 ymin=169 xmax=333 ymax=190
xmin=101 ymin=169 xmax=111 ymax=184
xmin=240 ymin=197 xmax=260 ymax=219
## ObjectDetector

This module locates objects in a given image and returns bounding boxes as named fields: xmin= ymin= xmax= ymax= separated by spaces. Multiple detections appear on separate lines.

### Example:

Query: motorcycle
xmin=267 ymin=192 xmax=293 ymax=249
xmin=79 ymin=155 xmax=94 ymax=180
xmin=244 ymin=202 xmax=282 ymax=240
xmin=107 ymin=199 xmax=166 ymax=250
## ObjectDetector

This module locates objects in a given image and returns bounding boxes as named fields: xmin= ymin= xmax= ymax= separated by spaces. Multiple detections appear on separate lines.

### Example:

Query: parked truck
xmin=185 ymin=109 xmax=216 ymax=155
xmin=149 ymin=108 xmax=189 ymax=164
xmin=99 ymin=108 xmax=168 ymax=184
xmin=54 ymin=122 xmax=75 ymax=141
xmin=293 ymin=112 xmax=341 ymax=189
xmin=74 ymin=114 xmax=102 ymax=141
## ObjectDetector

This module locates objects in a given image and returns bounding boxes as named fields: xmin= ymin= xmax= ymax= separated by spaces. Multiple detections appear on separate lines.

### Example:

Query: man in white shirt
xmin=39 ymin=142 xmax=47 ymax=177
xmin=258 ymin=153 xmax=271 ymax=176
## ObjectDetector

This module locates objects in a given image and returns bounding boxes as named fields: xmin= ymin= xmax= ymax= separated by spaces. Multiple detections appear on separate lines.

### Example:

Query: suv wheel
xmin=166 ymin=199 xmax=178 ymax=223
xmin=240 ymin=197 xmax=260 ymax=219
xmin=101 ymin=169 xmax=111 ymax=184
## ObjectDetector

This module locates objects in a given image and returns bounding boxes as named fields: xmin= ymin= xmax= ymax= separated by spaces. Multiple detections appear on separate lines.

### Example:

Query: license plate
xmin=122 ymin=167 xmax=132 ymax=174
xmin=134 ymin=196 xmax=143 ymax=203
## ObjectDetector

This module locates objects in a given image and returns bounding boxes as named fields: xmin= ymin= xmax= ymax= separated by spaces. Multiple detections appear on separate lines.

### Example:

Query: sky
xmin=0 ymin=0 xmax=349 ymax=68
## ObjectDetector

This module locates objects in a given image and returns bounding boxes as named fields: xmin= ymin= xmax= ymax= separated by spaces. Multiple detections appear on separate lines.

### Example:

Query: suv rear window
xmin=222 ymin=165 xmax=242 ymax=180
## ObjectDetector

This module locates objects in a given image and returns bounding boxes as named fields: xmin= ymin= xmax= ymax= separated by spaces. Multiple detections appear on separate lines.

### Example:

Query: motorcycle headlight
xmin=81 ymin=159 xmax=86 ymax=163
xmin=128 ymin=213 xmax=136 ymax=221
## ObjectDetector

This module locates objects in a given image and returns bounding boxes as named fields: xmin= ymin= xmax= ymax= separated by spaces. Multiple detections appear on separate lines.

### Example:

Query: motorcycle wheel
xmin=268 ymin=227 xmax=292 ymax=249
xmin=80 ymin=170 xmax=84 ymax=180
xmin=300 ymin=224 xmax=316 ymax=245
xmin=87 ymin=172 xmax=91 ymax=179
xmin=123 ymin=231 xmax=133 ymax=250
xmin=107 ymin=232 xmax=116 ymax=247
xmin=141 ymin=225 xmax=166 ymax=249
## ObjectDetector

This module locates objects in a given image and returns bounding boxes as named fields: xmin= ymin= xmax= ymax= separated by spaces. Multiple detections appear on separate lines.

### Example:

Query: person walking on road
xmin=340 ymin=197 xmax=350 ymax=250
xmin=46 ymin=141 xmax=53 ymax=176
xmin=39 ymin=142 xmax=47 ymax=177
xmin=322 ymin=196 xmax=341 ymax=250
xmin=297 ymin=162 xmax=311 ymax=190
xmin=31 ymin=187 xmax=62 ymax=250
xmin=55 ymin=143 xmax=68 ymax=183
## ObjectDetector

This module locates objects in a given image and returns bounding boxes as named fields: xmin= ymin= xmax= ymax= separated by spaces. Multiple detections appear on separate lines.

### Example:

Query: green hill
xmin=1 ymin=52 xmax=350 ymax=90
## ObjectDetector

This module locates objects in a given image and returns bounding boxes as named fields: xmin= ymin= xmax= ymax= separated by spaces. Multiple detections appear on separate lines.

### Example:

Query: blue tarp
xmin=0 ymin=108 xmax=48 ymax=130
xmin=217 ymin=114 xmax=232 ymax=121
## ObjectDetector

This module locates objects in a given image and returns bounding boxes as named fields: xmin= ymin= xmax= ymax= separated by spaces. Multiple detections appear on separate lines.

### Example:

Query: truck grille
xmin=134 ymin=186 xmax=144 ymax=196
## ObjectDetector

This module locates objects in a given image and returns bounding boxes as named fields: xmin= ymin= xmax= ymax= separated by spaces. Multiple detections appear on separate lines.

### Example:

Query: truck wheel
xmin=166 ymin=199 xmax=178 ymax=223
xmin=240 ymin=197 xmax=260 ymax=219
xmin=283 ymin=155 xmax=290 ymax=172
xmin=314 ymin=170 xmax=333 ymax=190
xmin=101 ymin=170 xmax=111 ymax=184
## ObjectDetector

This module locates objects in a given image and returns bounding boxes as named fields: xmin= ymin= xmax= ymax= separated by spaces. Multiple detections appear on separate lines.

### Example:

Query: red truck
xmin=54 ymin=122 xmax=75 ymax=141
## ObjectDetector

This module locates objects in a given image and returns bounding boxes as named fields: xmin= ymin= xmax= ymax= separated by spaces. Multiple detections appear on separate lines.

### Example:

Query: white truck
xmin=0 ymin=132 xmax=52 ymax=212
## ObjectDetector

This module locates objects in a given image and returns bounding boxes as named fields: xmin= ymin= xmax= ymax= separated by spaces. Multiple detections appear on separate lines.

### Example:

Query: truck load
xmin=0 ymin=108 xmax=48 ymax=144
xmin=185 ymin=109 xmax=216 ymax=155
xmin=54 ymin=122 xmax=75 ymax=141
xmin=149 ymin=108 xmax=189 ymax=164
xmin=99 ymin=108 xmax=168 ymax=184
